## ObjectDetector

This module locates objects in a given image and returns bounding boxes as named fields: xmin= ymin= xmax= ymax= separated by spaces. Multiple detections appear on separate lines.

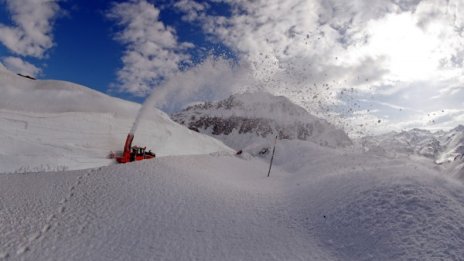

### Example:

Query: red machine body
xmin=115 ymin=133 xmax=155 ymax=163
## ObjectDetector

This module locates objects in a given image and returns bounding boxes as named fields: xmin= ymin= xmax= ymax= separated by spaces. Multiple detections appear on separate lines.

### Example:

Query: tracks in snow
xmin=9 ymin=169 xmax=96 ymax=260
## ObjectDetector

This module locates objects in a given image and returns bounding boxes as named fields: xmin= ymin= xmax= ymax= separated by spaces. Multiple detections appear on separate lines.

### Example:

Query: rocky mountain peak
xmin=172 ymin=92 xmax=352 ymax=150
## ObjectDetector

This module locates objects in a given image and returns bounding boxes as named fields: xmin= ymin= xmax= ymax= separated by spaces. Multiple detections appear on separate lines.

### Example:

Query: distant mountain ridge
xmin=362 ymin=126 xmax=464 ymax=162
xmin=361 ymin=126 xmax=464 ymax=177
xmin=172 ymin=92 xmax=352 ymax=150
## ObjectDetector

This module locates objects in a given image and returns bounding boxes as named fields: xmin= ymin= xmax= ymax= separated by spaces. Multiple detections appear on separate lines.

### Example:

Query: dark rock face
xmin=183 ymin=116 xmax=327 ymax=140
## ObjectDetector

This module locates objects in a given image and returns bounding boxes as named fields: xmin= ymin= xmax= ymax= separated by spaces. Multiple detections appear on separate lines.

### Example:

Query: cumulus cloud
xmin=171 ymin=0 xmax=464 ymax=134
xmin=174 ymin=0 xmax=209 ymax=22
xmin=0 ymin=0 xmax=61 ymax=58
xmin=107 ymin=0 xmax=193 ymax=96
xmin=1 ymin=56 xmax=41 ymax=77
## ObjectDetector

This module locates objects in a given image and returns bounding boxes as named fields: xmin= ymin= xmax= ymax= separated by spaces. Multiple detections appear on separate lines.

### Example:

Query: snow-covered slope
xmin=172 ymin=92 xmax=352 ymax=150
xmin=0 ymin=68 xmax=230 ymax=173
xmin=1 ymin=143 xmax=464 ymax=260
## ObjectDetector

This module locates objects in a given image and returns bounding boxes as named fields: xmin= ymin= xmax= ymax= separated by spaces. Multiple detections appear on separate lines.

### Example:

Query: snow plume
xmin=152 ymin=57 xmax=252 ymax=112
xmin=107 ymin=0 xmax=193 ymax=96
xmin=129 ymin=57 xmax=249 ymax=134
xmin=0 ymin=0 xmax=61 ymax=58
xmin=1 ymin=56 xmax=41 ymax=77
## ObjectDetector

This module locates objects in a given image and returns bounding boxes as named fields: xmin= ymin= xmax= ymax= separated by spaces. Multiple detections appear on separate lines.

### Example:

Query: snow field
xmin=2 ymin=142 xmax=464 ymax=260
xmin=0 ymin=154 xmax=333 ymax=260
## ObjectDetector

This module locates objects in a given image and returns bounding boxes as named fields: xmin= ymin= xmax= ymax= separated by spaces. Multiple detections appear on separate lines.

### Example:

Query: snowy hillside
xmin=172 ymin=92 xmax=352 ymax=150
xmin=1 ymin=142 xmax=464 ymax=260
xmin=0 ymin=67 xmax=230 ymax=173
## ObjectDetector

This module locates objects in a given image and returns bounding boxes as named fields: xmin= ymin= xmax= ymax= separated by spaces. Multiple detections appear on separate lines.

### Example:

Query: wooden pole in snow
xmin=267 ymin=135 xmax=278 ymax=177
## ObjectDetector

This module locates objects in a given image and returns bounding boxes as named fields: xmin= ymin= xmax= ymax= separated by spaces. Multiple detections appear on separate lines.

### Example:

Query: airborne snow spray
xmin=267 ymin=135 xmax=278 ymax=177
xmin=129 ymin=88 xmax=160 ymax=135
xmin=130 ymin=106 xmax=147 ymax=135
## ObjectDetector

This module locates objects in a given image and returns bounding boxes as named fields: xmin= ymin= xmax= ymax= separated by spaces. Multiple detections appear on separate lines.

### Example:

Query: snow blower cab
xmin=115 ymin=133 xmax=156 ymax=163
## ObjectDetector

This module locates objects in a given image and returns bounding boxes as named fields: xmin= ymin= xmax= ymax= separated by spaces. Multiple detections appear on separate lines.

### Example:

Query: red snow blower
xmin=111 ymin=133 xmax=156 ymax=163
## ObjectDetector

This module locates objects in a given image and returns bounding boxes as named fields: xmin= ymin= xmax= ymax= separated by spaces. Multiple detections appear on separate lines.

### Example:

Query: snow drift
xmin=0 ymin=67 xmax=230 ymax=173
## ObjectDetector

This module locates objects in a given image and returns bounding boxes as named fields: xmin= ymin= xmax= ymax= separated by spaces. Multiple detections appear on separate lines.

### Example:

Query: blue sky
xmin=1 ymin=0 xmax=463 ymax=135
xmin=0 ymin=1 xmax=117 ymax=94
xmin=0 ymin=0 xmax=234 ymax=103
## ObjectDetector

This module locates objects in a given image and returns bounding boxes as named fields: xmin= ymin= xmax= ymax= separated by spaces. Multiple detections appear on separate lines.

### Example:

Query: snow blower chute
xmin=114 ymin=133 xmax=156 ymax=163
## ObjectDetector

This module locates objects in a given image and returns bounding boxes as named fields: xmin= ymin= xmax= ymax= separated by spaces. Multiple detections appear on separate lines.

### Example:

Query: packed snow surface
xmin=1 ymin=142 xmax=464 ymax=260
xmin=0 ymin=68 xmax=230 ymax=173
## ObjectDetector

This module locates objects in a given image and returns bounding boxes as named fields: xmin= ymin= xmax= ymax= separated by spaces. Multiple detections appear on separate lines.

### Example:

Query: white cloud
xmin=386 ymin=109 xmax=464 ymax=132
xmin=107 ymin=0 xmax=193 ymax=96
xmin=174 ymin=0 xmax=209 ymax=22
xmin=0 ymin=0 xmax=61 ymax=58
xmin=1 ymin=56 xmax=41 ymax=77
xmin=171 ymin=0 xmax=464 ymax=134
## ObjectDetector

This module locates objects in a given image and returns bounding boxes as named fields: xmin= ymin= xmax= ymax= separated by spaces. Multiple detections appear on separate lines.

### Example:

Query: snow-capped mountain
xmin=436 ymin=125 xmax=464 ymax=162
xmin=0 ymin=67 xmax=230 ymax=173
xmin=171 ymin=92 xmax=352 ymax=150
xmin=362 ymin=126 xmax=464 ymax=162
xmin=361 ymin=126 xmax=464 ymax=176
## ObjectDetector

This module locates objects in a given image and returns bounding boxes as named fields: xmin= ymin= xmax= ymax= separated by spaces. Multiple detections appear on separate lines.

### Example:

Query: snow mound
xmin=298 ymin=173 xmax=464 ymax=260
xmin=0 ymin=68 xmax=231 ymax=173
xmin=172 ymin=92 xmax=352 ymax=150
xmin=274 ymin=140 xmax=464 ymax=260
